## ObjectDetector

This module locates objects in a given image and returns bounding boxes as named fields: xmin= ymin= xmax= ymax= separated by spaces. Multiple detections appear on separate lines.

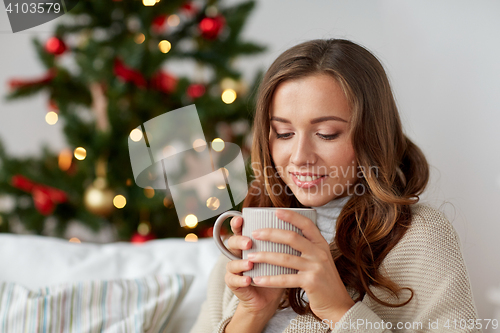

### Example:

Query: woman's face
xmin=269 ymin=74 xmax=357 ymax=207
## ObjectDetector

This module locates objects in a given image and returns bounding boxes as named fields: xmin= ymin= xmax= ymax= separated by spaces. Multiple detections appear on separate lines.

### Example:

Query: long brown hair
xmin=242 ymin=39 xmax=429 ymax=315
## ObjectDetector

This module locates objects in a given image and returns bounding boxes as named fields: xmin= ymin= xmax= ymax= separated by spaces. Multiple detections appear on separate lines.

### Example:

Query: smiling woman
xmin=190 ymin=39 xmax=481 ymax=333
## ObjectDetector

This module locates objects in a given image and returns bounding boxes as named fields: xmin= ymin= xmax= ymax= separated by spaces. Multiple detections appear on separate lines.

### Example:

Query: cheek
xmin=269 ymin=141 xmax=288 ymax=177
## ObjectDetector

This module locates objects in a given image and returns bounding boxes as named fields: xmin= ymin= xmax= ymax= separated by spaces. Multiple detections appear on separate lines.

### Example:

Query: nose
xmin=290 ymin=133 xmax=317 ymax=166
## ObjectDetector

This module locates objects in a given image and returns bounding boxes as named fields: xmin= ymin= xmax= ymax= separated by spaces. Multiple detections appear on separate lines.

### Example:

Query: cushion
xmin=0 ymin=274 xmax=193 ymax=333
xmin=0 ymin=234 xmax=221 ymax=333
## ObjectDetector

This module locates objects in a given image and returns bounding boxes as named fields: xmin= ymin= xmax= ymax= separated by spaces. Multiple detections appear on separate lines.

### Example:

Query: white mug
xmin=213 ymin=207 xmax=317 ymax=280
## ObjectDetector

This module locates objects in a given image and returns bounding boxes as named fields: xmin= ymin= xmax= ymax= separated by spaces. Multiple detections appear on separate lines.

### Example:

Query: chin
xmin=290 ymin=189 xmax=333 ymax=207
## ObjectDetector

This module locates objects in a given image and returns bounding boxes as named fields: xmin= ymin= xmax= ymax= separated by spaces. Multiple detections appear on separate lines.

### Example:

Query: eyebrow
xmin=270 ymin=116 xmax=347 ymax=124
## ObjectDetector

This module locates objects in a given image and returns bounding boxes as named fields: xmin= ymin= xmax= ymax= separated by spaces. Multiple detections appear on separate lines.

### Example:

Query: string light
xmin=192 ymin=139 xmax=206 ymax=152
xmin=134 ymin=33 xmax=145 ymax=44
xmin=163 ymin=197 xmax=173 ymax=208
xmin=144 ymin=186 xmax=155 ymax=198
xmin=221 ymin=89 xmax=237 ymax=104
xmin=58 ymin=149 xmax=72 ymax=171
xmin=167 ymin=15 xmax=180 ymax=27
xmin=185 ymin=233 xmax=198 ymax=242
xmin=162 ymin=145 xmax=177 ymax=158
xmin=130 ymin=129 xmax=143 ymax=142
xmin=184 ymin=214 xmax=198 ymax=228
xmin=113 ymin=195 xmax=127 ymax=209
xmin=158 ymin=40 xmax=171 ymax=53
xmin=74 ymin=147 xmax=86 ymax=160
xmin=206 ymin=196 xmax=220 ymax=210
xmin=138 ymin=221 xmax=151 ymax=235
xmin=69 ymin=237 xmax=81 ymax=243
xmin=211 ymin=138 xmax=225 ymax=152
xmin=142 ymin=0 xmax=155 ymax=6
xmin=45 ymin=111 xmax=58 ymax=125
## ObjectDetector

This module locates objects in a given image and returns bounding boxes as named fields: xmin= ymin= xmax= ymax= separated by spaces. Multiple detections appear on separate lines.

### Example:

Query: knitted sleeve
xmin=329 ymin=205 xmax=481 ymax=333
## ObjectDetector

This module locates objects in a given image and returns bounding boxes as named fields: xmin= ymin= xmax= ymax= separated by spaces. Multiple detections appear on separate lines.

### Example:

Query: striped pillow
xmin=0 ymin=274 xmax=193 ymax=333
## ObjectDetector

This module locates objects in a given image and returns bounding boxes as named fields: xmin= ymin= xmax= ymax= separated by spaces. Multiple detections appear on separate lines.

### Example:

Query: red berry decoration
xmin=48 ymin=99 xmax=59 ymax=112
xmin=181 ymin=2 xmax=197 ymax=16
xmin=199 ymin=15 xmax=225 ymax=40
xmin=8 ymin=68 xmax=56 ymax=91
xmin=45 ymin=37 xmax=67 ymax=55
xmin=150 ymin=71 xmax=178 ymax=94
xmin=187 ymin=83 xmax=206 ymax=98
xmin=113 ymin=58 xmax=147 ymax=88
xmin=152 ymin=14 xmax=167 ymax=34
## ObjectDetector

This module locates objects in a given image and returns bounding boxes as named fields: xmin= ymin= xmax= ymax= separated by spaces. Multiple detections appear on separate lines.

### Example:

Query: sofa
xmin=0 ymin=233 xmax=221 ymax=332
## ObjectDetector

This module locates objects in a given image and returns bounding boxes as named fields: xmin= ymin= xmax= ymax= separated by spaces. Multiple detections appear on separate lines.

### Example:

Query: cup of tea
xmin=213 ymin=207 xmax=317 ymax=281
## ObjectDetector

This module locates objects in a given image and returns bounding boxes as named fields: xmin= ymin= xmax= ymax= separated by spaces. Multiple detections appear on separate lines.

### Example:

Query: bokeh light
xmin=206 ymin=196 xmax=220 ymax=210
xmin=211 ymin=138 xmax=225 ymax=152
xmin=221 ymin=89 xmax=237 ymax=104
xmin=158 ymin=40 xmax=171 ymax=53
xmin=113 ymin=195 xmax=127 ymax=209
xmin=130 ymin=128 xmax=143 ymax=142
xmin=74 ymin=147 xmax=86 ymax=160
xmin=45 ymin=111 xmax=58 ymax=125
xmin=185 ymin=214 xmax=198 ymax=228
xmin=185 ymin=233 xmax=198 ymax=242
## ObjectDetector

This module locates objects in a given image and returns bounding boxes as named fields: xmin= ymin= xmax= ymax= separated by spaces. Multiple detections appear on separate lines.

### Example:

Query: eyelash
xmin=275 ymin=133 xmax=339 ymax=141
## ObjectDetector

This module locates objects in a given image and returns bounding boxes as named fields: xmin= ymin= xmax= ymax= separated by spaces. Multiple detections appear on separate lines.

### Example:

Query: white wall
xmin=1 ymin=0 xmax=500 ymax=328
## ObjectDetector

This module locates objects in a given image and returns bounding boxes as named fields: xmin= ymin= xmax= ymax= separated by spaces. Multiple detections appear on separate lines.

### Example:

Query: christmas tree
xmin=0 ymin=0 xmax=266 ymax=242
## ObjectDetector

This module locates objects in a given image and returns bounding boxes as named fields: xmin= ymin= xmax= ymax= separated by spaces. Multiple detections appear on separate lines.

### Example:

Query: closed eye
xmin=275 ymin=133 xmax=340 ymax=141
xmin=317 ymin=133 xmax=340 ymax=141
xmin=275 ymin=132 xmax=292 ymax=139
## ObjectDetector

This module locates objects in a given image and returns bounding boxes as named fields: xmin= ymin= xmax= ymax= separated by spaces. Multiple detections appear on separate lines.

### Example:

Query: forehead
xmin=269 ymin=74 xmax=351 ymax=121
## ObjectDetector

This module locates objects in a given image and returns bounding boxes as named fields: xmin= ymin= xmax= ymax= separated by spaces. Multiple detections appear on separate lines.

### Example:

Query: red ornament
xmin=11 ymin=175 xmax=68 ymax=215
xmin=180 ymin=2 xmax=197 ymax=15
xmin=113 ymin=58 xmax=147 ymax=88
xmin=48 ymin=99 xmax=59 ymax=112
xmin=152 ymin=14 xmax=167 ymax=34
xmin=199 ymin=15 xmax=225 ymax=40
xmin=45 ymin=37 xmax=67 ymax=55
xmin=131 ymin=232 xmax=156 ymax=243
xmin=8 ymin=68 xmax=56 ymax=91
xmin=187 ymin=83 xmax=206 ymax=98
xmin=150 ymin=71 xmax=177 ymax=94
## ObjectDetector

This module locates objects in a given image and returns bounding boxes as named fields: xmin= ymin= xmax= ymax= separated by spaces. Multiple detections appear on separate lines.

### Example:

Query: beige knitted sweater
xmin=189 ymin=204 xmax=481 ymax=333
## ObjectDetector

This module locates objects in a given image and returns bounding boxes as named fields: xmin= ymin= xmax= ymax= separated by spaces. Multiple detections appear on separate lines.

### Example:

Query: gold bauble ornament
xmin=84 ymin=177 xmax=115 ymax=216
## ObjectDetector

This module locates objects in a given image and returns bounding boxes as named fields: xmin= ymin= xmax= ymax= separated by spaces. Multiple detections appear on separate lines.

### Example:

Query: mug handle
xmin=213 ymin=210 xmax=242 ymax=261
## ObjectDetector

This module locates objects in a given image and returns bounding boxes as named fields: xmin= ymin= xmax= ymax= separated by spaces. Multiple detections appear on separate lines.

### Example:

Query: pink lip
xmin=290 ymin=173 xmax=327 ymax=188
xmin=290 ymin=172 xmax=324 ymax=177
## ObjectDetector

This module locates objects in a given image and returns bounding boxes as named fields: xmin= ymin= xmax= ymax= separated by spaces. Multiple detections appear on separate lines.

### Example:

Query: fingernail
xmin=252 ymin=230 xmax=260 ymax=238
xmin=247 ymin=253 xmax=255 ymax=259
xmin=253 ymin=277 xmax=262 ymax=283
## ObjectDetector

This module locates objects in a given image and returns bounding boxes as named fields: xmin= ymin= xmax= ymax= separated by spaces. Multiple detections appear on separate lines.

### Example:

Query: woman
xmin=190 ymin=39 xmax=480 ymax=333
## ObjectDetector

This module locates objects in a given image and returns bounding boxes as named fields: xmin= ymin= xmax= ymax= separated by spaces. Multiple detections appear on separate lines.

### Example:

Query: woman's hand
xmin=246 ymin=209 xmax=355 ymax=323
xmin=224 ymin=216 xmax=285 ymax=316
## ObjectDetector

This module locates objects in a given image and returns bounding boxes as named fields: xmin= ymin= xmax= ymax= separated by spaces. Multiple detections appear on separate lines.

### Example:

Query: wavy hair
xmin=242 ymin=39 xmax=429 ymax=316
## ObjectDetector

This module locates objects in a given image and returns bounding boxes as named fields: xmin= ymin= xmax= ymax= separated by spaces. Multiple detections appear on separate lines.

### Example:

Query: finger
xmin=252 ymin=228 xmax=309 ymax=254
xmin=225 ymin=271 xmax=252 ymax=289
xmin=247 ymin=251 xmax=305 ymax=271
xmin=227 ymin=235 xmax=252 ymax=257
xmin=275 ymin=209 xmax=324 ymax=244
xmin=227 ymin=235 xmax=252 ymax=251
xmin=226 ymin=259 xmax=254 ymax=274
xmin=252 ymin=274 xmax=299 ymax=288
xmin=230 ymin=216 xmax=244 ymax=235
